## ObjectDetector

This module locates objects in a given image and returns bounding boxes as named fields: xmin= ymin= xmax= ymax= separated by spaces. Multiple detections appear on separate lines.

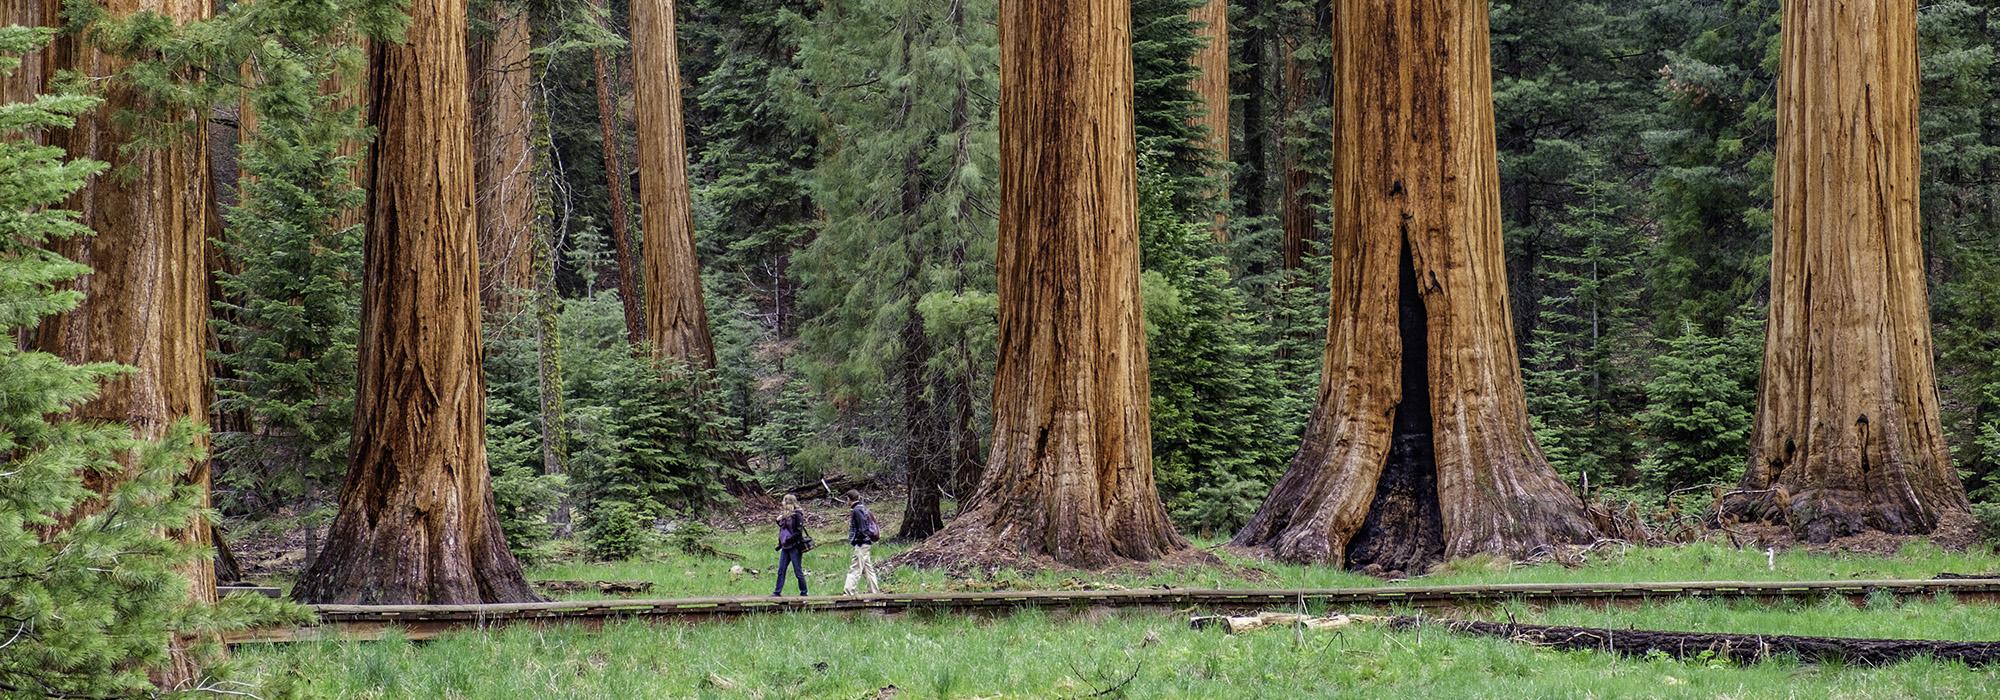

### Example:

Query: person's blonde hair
xmin=781 ymin=494 xmax=799 ymax=511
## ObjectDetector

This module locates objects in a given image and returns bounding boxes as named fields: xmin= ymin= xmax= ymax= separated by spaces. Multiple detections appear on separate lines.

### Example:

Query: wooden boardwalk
xmin=229 ymin=578 xmax=2000 ymax=644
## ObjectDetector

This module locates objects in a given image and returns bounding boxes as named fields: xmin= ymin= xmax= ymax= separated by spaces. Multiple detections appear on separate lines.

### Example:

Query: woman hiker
xmin=772 ymin=494 xmax=810 ymax=596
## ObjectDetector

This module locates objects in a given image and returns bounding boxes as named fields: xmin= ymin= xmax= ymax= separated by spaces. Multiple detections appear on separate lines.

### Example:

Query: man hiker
xmin=844 ymin=490 xmax=881 ymax=595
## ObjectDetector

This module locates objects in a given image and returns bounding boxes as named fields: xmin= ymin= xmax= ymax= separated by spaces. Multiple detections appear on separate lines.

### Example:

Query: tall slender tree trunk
xmin=294 ymin=0 xmax=538 ymax=605
xmin=594 ymin=38 xmax=644 ymax=346
xmin=898 ymin=0 xmax=1185 ymax=569
xmin=329 ymin=43 xmax=368 ymax=235
xmin=1276 ymin=0 xmax=1326 ymax=271
xmin=1233 ymin=0 xmax=1269 ymax=234
xmin=471 ymin=4 xmax=535 ymax=311
xmin=2 ymin=0 xmax=54 ymax=110
xmin=36 ymin=0 xmax=217 ymax=685
xmin=632 ymin=0 xmax=715 ymax=366
xmin=1719 ymin=0 xmax=1970 ymax=541
xmin=1189 ymin=0 xmax=1229 ymax=240
xmin=1231 ymin=0 xmax=1596 ymax=574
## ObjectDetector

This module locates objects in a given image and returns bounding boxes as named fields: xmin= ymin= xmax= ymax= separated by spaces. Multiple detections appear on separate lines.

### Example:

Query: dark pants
xmin=773 ymin=548 xmax=807 ymax=595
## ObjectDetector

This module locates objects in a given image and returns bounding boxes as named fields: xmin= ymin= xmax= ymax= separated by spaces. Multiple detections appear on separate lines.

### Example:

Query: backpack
xmin=862 ymin=508 xmax=881 ymax=543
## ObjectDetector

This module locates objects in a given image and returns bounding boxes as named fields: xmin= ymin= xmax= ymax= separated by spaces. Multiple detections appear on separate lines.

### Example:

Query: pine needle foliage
xmin=0 ymin=27 xmax=305 ymax=696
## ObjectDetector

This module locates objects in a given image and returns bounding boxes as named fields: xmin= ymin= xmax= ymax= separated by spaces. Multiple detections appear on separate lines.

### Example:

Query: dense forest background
xmin=199 ymin=0 xmax=2000 ymax=555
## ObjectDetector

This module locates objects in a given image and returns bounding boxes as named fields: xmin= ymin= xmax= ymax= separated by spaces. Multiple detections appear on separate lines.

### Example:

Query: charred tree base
xmin=1717 ymin=486 xmax=1954 ymax=545
xmin=1343 ymin=249 xmax=1446 ymax=576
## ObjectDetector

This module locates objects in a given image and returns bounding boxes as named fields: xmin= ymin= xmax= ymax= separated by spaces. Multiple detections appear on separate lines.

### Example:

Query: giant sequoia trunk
xmin=1189 ymin=0 xmax=1228 ymax=240
xmin=34 ymin=0 xmax=217 ymax=685
xmin=632 ymin=0 xmax=716 ymax=366
xmin=1230 ymin=0 xmax=1596 ymax=573
xmin=1718 ymin=0 xmax=1971 ymax=541
xmin=898 ymin=0 xmax=1185 ymax=569
xmin=293 ymin=0 xmax=537 ymax=605
xmin=470 ymin=5 xmax=535 ymax=310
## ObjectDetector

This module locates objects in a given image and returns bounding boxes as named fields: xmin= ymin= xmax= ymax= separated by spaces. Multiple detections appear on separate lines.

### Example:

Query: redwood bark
xmin=1 ymin=1 xmax=51 ymax=108
xmin=1276 ymin=0 xmax=1326 ymax=270
xmin=594 ymin=42 xmax=644 ymax=346
xmin=632 ymin=0 xmax=715 ymax=365
xmin=1720 ymin=0 xmax=1970 ymax=541
xmin=1189 ymin=0 xmax=1229 ymax=240
xmin=1230 ymin=0 xmax=1596 ymax=573
xmin=36 ymin=0 xmax=217 ymax=685
xmin=899 ymin=0 xmax=1185 ymax=569
xmin=293 ymin=0 xmax=537 ymax=605
xmin=470 ymin=5 xmax=535 ymax=310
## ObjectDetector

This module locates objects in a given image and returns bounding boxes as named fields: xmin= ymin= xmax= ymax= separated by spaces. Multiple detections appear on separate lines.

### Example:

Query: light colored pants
xmin=843 ymin=544 xmax=879 ymax=595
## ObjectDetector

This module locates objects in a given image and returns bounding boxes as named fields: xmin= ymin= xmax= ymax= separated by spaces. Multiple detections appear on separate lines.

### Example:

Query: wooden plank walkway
xmin=228 ymin=578 xmax=2000 ymax=644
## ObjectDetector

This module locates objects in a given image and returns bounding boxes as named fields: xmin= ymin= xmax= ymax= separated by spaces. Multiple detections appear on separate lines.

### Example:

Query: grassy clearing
xmin=517 ymin=527 xmax=2000 ymax=600
xmin=242 ymin=533 xmax=2000 ymax=698
xmin=249 ymin=598 xmax=2000 ymax=699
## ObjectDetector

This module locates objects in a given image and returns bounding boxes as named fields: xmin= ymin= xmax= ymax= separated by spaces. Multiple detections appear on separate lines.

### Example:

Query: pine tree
xmin=1637 ymin=317 xmax=1760 ymax=495
xmin=1 ymin=28 xmax=301 ymax=693
xmin=1917 ymin=1 xmax=2000 ymax=500
xmin=209 ymin=0 xmax=371 ymax=519
xmin=791 ymin=0 xmax=998 ymax=537
xmin=1645 ymin=0 xmax=1778 ymax=335
xmin=1137 ymin=173 xmax=1295 ymax=535
xmin=1519 ymin=175 xmax=1648 ymax=494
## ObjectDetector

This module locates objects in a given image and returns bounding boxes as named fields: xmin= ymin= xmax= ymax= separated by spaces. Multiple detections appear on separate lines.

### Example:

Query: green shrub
xmin=583 ymin=500 xmax=657 ymax=561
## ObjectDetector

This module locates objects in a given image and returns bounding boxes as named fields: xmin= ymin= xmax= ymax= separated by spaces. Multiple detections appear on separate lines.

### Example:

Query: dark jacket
xmin=776 ymin=510 xmax=807 ymax=551
xmin=848 ymin=504 xmax=878 ymax=545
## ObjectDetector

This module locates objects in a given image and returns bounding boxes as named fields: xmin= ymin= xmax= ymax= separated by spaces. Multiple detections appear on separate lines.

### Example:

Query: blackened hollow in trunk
xmin=1343 ymin=239 xmax=1445 ymax=575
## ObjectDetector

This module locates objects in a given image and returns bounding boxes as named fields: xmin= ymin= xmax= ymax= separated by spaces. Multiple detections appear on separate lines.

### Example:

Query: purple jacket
xmin=776 ymin=510 xmax=807 ymax=551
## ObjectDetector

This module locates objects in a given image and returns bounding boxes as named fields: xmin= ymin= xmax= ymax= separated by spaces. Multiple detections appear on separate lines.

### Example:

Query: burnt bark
xmin=633 ymin=0 xmax=717 ymax=366
xmin=897 ymin=0 xmax=1185 ymax=569
xmin=471 ymin=5 xmax=535 ymax=310
xmin=1230 ymin=0 xmax=1596 ymax=570
xmin=293 ymin=0 xmax=537 ymax=605
xmin=1720 ymin=0 xmax=1970 ymax=541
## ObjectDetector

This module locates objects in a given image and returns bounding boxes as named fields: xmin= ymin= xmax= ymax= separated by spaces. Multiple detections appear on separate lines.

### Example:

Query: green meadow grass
xmin=520 ymin=528 xmax=2000 ymax=600
xmin=249 ymin=599 xmax=2000 ymax=699
xmin=241 ymin=531 xmax=2000 ymax=698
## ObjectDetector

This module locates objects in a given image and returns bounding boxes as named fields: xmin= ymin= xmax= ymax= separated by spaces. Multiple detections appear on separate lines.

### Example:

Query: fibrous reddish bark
xmin=35 ymin=0 xmax=217 ymax=685
xmin=1189 ymin=0 xmax=1228 ymax=240
xmin=1719 ymin=0 xmax=1970 ymax=542
xmin=632 ymin=0 xmax=716 ymax=366
xmin=293 ymin=0 xmax=537 ymax=605
xmin=898 ymin=0 xmax=1185 ymax=569
xmin=1 ymin=1 xmax=52 ymax=108
xmin=593 ymin=39 xmax=644 ymax=346
xmin=1231 ymin=0 xmax=1596 ymax=573
xmin=470 ymin=5 xmax=535 ymax=310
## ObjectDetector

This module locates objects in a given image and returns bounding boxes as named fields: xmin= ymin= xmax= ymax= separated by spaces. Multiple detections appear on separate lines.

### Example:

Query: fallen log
xmin=1190 ymin=612 xmax=1387 ymax=634
xmin=533 ymin=580 xmax=656 ymax=595
xmin=1392 ymin=617 xmax=2000 ymax=668
xmin=1193 ymin=612 xmax=2000 ymax=667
